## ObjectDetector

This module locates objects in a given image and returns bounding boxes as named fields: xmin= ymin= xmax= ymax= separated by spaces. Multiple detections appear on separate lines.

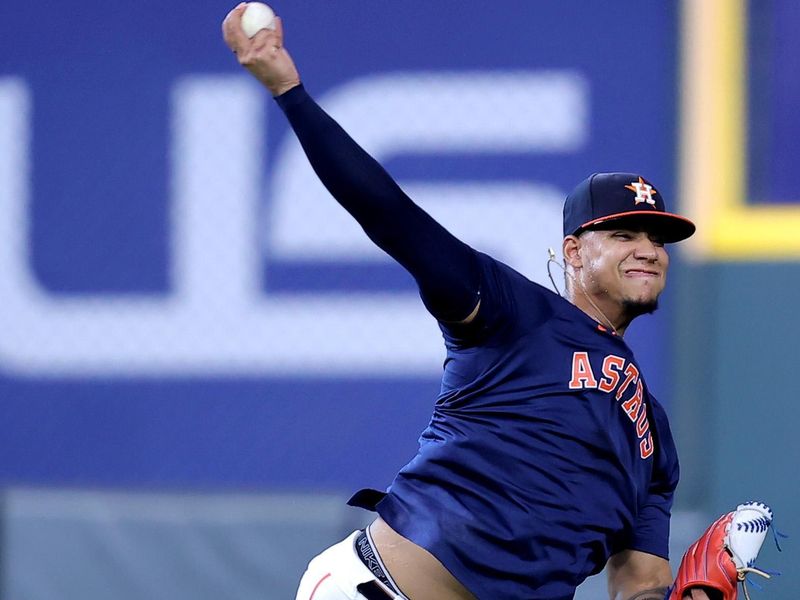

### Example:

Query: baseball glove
xmin=667 ymin=501 xmax=775 ymax=600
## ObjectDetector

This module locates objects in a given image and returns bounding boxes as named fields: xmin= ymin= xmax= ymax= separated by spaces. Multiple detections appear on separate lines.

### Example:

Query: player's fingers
xmin=274 ymin=16 xmax=284 ymax=44
xmin=251 ymin=26 xmax=278 ymax=46
xmin=222 ymin=3 xmax=250 ymax=53
xmin=250 ymin=24 xmax=282 ymax=55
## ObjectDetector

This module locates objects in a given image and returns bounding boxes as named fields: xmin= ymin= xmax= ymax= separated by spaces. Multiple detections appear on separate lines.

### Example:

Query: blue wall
xmin=0 ymin=1 xmax=678 ymax=492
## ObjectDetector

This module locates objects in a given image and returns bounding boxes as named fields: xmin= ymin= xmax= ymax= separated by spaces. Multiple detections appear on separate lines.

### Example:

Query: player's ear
xmin=563 ymin=235 xmax=582 ymax=268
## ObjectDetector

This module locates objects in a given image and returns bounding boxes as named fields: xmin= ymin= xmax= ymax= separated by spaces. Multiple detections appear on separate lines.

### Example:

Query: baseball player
xmin=222 ymin=6 xmax=777 ymax=600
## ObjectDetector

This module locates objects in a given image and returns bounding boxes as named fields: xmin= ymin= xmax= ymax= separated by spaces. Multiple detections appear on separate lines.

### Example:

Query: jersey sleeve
xmin=274 ymin=84 xmax=481 ymax=323
xmin=437 ymin=252 xmax=558 ymax=348
xmin=627 ymin=399 xmax=680 ymax=559
xmin=434 ymin=252 xmax=516 ymax=343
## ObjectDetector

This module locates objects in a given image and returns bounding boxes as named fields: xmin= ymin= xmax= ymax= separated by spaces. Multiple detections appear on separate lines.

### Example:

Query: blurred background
xmin=0 ymin=0 xmax=796 ymax=598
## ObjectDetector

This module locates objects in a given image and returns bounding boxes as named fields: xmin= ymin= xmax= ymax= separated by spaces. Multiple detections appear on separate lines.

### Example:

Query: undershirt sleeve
xmin=275 ymin=84 xmax=481 ymax=323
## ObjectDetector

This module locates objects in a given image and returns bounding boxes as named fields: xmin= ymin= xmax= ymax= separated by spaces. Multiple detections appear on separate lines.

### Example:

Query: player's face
xmin=577 ymin=228 xmax=668 ymax=315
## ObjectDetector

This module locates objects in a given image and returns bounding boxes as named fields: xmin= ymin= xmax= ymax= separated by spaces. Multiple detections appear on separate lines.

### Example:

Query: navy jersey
xmin=351 ymin=252 xmax=679 ymax=599
xmin=273 ymin=85 xmax=678 ymax=600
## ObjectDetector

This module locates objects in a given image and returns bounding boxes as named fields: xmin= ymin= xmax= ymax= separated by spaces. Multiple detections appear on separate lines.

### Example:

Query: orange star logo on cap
xmin=625 ymin=176 xmax=657 ymax=206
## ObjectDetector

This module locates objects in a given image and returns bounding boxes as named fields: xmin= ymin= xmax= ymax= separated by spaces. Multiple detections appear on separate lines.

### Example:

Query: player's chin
xmin=621 ymin=288 xmax=660 ymax=317
xmin=622 ymin=297 xmax=659 ymax=317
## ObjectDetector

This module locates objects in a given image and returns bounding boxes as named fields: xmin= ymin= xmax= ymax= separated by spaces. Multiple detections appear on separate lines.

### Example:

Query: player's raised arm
xmin=223 ymin=4 xmax=482 ymax=324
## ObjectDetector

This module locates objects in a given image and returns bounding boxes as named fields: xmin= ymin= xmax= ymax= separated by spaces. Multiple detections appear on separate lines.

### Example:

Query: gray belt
xmin=354 ymin=529 xmax=398 ymax=599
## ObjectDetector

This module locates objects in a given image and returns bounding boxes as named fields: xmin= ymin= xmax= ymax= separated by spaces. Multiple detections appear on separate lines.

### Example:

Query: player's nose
xmin=632 ymin=233 xmax=660 ymax=260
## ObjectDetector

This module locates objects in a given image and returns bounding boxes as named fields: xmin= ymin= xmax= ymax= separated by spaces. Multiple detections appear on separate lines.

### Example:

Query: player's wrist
xmin=269 ymin=78 xmax=301 ymax=97
xmin=273 ymin=82 xmax=309 ymax=112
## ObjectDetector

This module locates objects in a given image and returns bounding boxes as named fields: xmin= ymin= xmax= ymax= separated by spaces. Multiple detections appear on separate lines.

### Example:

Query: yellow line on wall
xmin=680 ymin=0 xmax=800 ymax=260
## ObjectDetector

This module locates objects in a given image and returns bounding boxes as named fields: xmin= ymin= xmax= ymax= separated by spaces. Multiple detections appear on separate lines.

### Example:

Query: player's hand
xmin=682 ymin=587 xmax=719 ymax=600
xmin=222 ymin=3 xmax=301 ymax=96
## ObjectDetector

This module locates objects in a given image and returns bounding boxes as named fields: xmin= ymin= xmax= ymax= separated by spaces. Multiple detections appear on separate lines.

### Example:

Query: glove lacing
xmin=729 ymin=516 xmax=787 ymax=600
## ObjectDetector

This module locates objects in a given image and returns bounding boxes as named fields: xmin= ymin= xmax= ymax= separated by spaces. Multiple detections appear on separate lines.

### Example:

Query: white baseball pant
xmin=295 ymin=530 xmax=409 ymax=600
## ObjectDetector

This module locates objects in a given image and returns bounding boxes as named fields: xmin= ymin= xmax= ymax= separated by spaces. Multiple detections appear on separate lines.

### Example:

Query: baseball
xmin=241 ymin=2 xmax=276 ymax=38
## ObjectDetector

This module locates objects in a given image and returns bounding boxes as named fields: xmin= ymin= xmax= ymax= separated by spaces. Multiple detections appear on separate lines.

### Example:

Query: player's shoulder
xmin=439 ymin=251 xmax=559 ymax=344
xmin=475 ymin=251 xmax=563 ymax=306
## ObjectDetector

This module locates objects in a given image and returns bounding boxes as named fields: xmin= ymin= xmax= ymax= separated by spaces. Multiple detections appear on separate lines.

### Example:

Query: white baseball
xmin=241 ymin=2 xmax=276 ymax=38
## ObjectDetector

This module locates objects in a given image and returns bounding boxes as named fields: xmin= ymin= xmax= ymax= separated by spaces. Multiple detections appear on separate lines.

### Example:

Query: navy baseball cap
xmin=563 ymin=172 xmax=695 ymax=243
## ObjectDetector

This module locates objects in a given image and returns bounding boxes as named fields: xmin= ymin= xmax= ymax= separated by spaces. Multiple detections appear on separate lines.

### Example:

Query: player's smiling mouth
xmin=622 ymin=268 xmax=660 ymax=277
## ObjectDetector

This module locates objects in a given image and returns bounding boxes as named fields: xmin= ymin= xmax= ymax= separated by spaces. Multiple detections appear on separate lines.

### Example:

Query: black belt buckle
xmin=356 ymin=580 xmax=394 ymax=599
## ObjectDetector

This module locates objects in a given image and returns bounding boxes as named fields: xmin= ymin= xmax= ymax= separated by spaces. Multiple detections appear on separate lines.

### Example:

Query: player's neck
xmin=568 ymin=290 xmax=632 ymax=336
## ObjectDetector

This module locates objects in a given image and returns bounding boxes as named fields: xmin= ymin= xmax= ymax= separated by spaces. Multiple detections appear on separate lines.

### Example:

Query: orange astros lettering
xmin=640 ymin=433 xmax=654 ymax=458
xmin=599 ymin=355 xmax=626 ymax=392
xmin=568 ymin=352 xmax=654 ymax=460
xmin=615 ymin=363 xmax=640 ymax=400
xmin=621 ymin=380 xmax=643 ymax=420
xmin=569 ymin=352 xmax=598 ymax=389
